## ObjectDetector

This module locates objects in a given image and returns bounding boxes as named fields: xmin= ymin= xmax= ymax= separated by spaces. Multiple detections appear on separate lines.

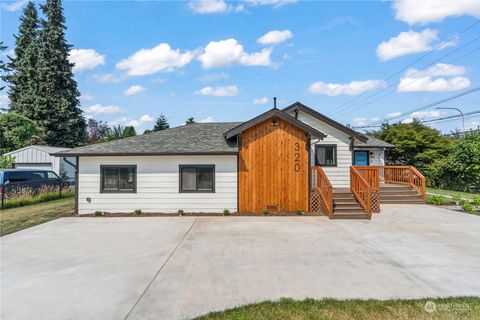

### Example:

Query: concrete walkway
xmin=2 ymin=205 xmax=480 ymax=320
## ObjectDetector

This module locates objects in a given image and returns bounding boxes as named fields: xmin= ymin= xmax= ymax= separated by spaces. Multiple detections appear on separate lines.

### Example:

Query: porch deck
xmin=310 ymin=166 xmax=426 ymax=219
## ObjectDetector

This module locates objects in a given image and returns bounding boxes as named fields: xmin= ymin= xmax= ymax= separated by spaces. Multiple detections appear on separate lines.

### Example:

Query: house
xmin=5 ymin=145 xmax=76 ymax=180
xmin=54 ymin=102 xmax=425 ymax=218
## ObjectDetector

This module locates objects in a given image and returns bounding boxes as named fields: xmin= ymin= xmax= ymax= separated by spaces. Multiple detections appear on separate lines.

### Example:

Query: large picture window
xmin=101 ymin=165 xmax=136 ymax=193
xmin=315 ymin=145 xmax=337 ymax=167
xmin=179 ymin=165 xmax=215 ymax=193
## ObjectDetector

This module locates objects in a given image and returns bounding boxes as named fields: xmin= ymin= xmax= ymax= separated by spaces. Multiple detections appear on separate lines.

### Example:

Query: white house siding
xmin=77 ymin=155 xmax=237 ymax=215
xmin=285 ymin=110 xmax=353 ymax=187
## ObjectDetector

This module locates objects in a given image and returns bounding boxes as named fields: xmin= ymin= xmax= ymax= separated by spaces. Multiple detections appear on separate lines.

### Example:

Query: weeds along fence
xmin=0 ymin=181 xmax=74 ymax=209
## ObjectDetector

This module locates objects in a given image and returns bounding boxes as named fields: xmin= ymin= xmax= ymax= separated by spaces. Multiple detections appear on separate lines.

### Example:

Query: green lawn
xmin=194 ymin=297 xmax=480 ymax=320
xmin=0 ymin=197 xmax=74 ymax=236
xmin=426 ymin=187 xmax=480 ymax=200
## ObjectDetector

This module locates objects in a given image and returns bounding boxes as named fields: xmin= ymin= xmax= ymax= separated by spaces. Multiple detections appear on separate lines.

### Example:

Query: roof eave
xmin=52 ymin=151 xmax=239 ymax=157
xmin=283 ymin=101 xmax=368 ymax=143
xmin=224 ymin=108 xmax=327 ymax=139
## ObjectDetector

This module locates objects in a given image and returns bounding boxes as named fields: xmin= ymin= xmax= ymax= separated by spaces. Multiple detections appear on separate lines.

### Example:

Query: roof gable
xmin=223 ymin=108 xmax=327 ymax=139
xmin=282 ymin=102 xmax=368 ymax=142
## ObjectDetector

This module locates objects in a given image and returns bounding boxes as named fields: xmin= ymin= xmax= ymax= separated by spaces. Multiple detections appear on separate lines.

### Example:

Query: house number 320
xmin=294 ymin=142 xmax=301 ymax=172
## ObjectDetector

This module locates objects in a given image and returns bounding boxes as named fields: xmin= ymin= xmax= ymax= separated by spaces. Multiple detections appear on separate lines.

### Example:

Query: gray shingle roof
xmin=54 ymin=122 xmax=242 ymax=156
xmin=355 ymin=135 xmax=394 ymax=148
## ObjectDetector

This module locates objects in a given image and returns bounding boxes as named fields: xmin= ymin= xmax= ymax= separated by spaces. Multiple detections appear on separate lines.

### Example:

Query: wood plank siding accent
xmin=239 ymin=116 xmax=309 ymax=213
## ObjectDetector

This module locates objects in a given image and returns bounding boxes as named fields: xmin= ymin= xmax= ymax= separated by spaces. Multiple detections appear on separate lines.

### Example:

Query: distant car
xmin=0 ymin=169 xmax=71 ymax=198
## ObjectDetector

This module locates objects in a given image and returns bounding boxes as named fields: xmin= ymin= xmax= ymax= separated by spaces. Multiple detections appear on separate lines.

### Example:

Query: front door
xmin=354 ymin=151 xmax=369 ymax=165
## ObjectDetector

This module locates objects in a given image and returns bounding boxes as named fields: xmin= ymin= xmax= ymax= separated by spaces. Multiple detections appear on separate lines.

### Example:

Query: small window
xmin=179 ymin=165 xmax=215 ymax=193
xmin=30 ymin=171 xmax=47 ymax=181
xmin=101 ymin=166 xmax=136 ymax=193
xmin=47 ymin=172 xmax=60 ymax=180
xmin=315 ymin=145 xmax=337 ymax=166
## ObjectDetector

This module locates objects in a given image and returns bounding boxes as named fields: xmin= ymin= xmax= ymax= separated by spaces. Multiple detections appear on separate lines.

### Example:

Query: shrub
xmin=223 ymin=209 xmax=230 ymax=216
xmin=460 ymin=201 xmax=474 ymax=213
xmin=134 ymin=209 xmax=142 ymax=215
xmin=0 ymin=155 xmax=15 ymax=169
xmin=295 ymin=209 xmax=304 ymax=215
xmin=472 ymin=197 xmax=480 ymax=207
xmin=261 ymin=210 xmax=269 ymax=215
xmin=428 ymin=195 xmax=446 ymax=206
xmin=178 ymin=209 xmax=184 ymax=216
xmin=94 ymin=211 xmax=103 ymax=216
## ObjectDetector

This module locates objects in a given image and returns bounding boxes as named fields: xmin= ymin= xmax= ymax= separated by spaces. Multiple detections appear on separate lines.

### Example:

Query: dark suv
xmin=0 ymin=169 xmax=68 ymax=198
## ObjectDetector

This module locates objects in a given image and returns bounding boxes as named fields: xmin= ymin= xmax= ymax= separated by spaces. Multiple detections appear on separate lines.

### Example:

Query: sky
xmin=1 ymin=0 xmax=480 ymax=134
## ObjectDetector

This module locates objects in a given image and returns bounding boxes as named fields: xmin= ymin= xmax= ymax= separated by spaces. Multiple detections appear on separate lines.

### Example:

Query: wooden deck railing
xmin=354 ymin=165 xmax=426 ymax=201
xmin=350 ymin=167 xmax=374 ymax=218
xmin=310 ymin=166 xmax=333 ymax=218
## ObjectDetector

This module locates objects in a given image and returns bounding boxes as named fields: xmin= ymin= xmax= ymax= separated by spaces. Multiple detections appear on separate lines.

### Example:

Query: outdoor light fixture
xmin=271 ymin=118 xmax=279 ymax=126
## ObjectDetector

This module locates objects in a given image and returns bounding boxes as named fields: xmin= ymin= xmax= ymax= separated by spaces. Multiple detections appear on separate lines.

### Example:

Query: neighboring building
xmin=54 ymin=102 xmax=396 ymax=215
xmin=5 ymin=145 xmax=76 ymax=180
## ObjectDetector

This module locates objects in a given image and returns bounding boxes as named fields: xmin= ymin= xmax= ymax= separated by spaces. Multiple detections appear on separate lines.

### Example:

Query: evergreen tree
xmin=6 ymin=2 xmax=39 ymax=114
xmin=36 ymin=0 xmax=85 ymax=147
xmin=153 ymin=114 xmax=170 ymax=131
xmin=0 ymin=42 xmax=9 ymax=92
xmin=123 ymin=126 xmax=136 ymax=137
xmin=185 ymin=117 xmax=195 ymax=125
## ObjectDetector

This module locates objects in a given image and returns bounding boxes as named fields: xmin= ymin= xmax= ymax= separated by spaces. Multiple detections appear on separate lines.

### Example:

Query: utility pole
xmin=436 ymin=106 xmax=465 ymax=138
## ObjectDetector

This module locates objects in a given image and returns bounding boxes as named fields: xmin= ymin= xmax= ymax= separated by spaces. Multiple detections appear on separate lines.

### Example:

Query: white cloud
xmin=1 ymin=0 xmax=27 ymax=12
xmin=308 ymin=79 xmax=385 ymax=96
xmin=257 ymin=30 xmax=293 ymax=45
xmin=198 ymin=39 xmax=272 ymax=68
xmin=123 ymin=85 xmax=146 ymax=96
xmin=187 ymin=0 xmax=228 ymax=13
xmin=83 ymin=104 xmax=122 ymax=114
xmin=393 ymin=0 xmax=480 ymax=25
xmin=246 ymin=0 xmax=298 ymax=7
xmin=352 ymin=117 xmax=368 ymax=127
xmin=91 ymin=73 xmax=126 ymax=83
xmin=411 ymin=110 xmax=442 ymax=119
xmin=69 ymin=49 xmax=105 ymax=72
xmin=139 ymin=114 xmax=154 ymax=122
xmin=198 ymin=72 xmax=229 ymax=82
xmin=376 ymin=29 xmax=439 ymax=61
xmin=398 ymin=63 xmax=471 ymax=92
xmin=195 ymin=85 xmax=239 ymax=96
xmin=117 ymin=114 xmax=153 ymax=127
xmin=253 ymin=97 xmax=269 ymax=105
xmin=80 ymin=93 xmax=95 ymax=101
xmin=387 ymin=112 xmax=402 ymax=118
xmin=0 ymin=95 xmax=10 ymax=109
xmin=116 ymin=43 xmax=194 ymax=76
xmin=402 ymin=118 xmax=414 ymax=124
xmin=199 ymin=116 xmax=214 ymax=123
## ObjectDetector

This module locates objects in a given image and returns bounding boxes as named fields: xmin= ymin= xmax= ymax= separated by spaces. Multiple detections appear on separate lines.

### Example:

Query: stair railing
xmin=310 ymin=166 xmax=333 ymax=218
xmin=350 ymin=167 xmax=374 ymax=219
xmin=381 ymin=166 xmax=426 ymax=200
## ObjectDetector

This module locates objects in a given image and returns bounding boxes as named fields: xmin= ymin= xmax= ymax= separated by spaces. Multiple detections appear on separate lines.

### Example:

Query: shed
xmin=5 ymin=145 xmax=76 ymax=179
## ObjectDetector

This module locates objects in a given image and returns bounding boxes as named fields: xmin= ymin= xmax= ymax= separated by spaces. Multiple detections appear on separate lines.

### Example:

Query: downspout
xmin=307 ymin=133 xmax=311 ymax=213
xmin=74 ymin=157 xmax=79 ymax=215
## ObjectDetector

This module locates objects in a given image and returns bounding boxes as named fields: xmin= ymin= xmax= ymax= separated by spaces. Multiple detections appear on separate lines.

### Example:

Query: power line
xmin=353 ymin=86 xmax=480 ymax=128
xmin=325 ymin=20 xmax=480 ymax=115
xmin=422 ymin=110 xmax=480 ymax=124
xmin=331 ymin=42 xmax=480 ymax=116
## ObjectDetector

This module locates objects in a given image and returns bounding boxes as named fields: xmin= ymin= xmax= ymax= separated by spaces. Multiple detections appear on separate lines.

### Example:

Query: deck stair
xmin=332 ymin=188 xmax=369 ymax=219
xmin=380 ymin=184 xmax=424 ymax=204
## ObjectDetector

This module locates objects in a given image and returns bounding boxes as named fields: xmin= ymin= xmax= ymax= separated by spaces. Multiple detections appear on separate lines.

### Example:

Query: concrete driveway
xmin=2 ymin=205 xmax=480 ymax=320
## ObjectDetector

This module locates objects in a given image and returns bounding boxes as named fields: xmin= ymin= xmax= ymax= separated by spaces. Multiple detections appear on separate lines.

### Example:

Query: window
xmin=101 ymin=165 xmax=136 ymax=193
xmin=30 ymin=171 xmax=47 ymax=181
xmin=47 ymin=172 xmax=60 ymax=180
xmin=315 ymin=145 xmax=337 ymax=166
xmin=179 ymin=165 xmax=215 ymax=193
xmin=6 ymin=171 xmax=29 ymax=183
